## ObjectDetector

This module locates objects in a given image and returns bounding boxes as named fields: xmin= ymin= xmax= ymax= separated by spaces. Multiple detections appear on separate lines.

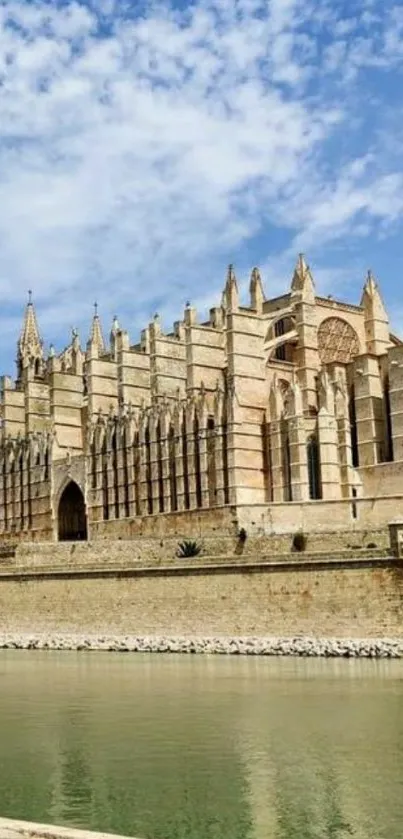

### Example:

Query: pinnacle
xmin=291 ymin=253 xmax=315 ymax=295
xmin=18 ymin=291 xmax=43 ymax=362
xmin=226 ymin=263 xmax=238 ymax=287
xmin=365 ymin=269 xmax=378 ymax=294
xmin=297 ymin=253 xmax=309 ymax=276
xmin=89 ymin=305 xmax=105 ymax=353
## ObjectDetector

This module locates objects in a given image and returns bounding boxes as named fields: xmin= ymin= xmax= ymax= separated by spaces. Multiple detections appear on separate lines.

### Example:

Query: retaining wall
xmin=1 ymin=557 xmax=403 ymax=639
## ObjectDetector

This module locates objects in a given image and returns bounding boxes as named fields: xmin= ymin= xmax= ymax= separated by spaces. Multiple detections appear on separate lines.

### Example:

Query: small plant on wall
xmin=176 ymin=540 xmax=203 ymax=558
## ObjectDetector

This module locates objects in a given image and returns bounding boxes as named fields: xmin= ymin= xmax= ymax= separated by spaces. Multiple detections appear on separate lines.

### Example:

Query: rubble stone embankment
xmin=1 ymin=634 xmax=403 ymax=658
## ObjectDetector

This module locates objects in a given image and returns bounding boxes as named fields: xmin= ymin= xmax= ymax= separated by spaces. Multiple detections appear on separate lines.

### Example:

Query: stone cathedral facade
xmin=0 ymin=255 xmax=402 ymax=543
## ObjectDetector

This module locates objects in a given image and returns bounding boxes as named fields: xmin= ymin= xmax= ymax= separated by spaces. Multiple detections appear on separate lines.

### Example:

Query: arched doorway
xmin=58 ymin=481 xmax=87 ymax=541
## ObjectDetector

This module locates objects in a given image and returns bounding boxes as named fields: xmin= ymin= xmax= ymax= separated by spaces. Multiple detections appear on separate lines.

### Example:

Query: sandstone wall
xmin=1 ymin=559 xmax=402 ymax=638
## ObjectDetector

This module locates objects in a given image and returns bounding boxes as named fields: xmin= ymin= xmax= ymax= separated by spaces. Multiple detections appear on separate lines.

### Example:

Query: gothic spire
xmin=291 ymin=253 xmax=315 ymax=300
xmin=360 ymin=269 xmax=390 ymax=354
xmin=249 ymin=266 xmax=265 ymax=311
xmin=224 ymin=263 xmax=239 ymax=310
xmin=88 ymin=302 xmax=105 ymax=355
xmin=360 ymin=269 xmax=388 ymax=317
xmin=17 ymin=290 xmax=43 ymax=375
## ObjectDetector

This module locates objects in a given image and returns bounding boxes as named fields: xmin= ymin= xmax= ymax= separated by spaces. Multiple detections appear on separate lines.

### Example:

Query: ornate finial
xmin=94 ymin=301 xmax=98 ymax=316
xmin=154 ymin=312 xmax=159 ymax=321
xmin=28 ymin=289 xmax=32 ymax=304
xmin=185 ymin=301 xmax=191 ymax=308
xmin=49 ymin=344 xmax=55 ymax=358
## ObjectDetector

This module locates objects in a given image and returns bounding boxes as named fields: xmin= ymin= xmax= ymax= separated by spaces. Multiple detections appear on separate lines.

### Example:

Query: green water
xmin=0 ymin=653 xmax=403 ymax=839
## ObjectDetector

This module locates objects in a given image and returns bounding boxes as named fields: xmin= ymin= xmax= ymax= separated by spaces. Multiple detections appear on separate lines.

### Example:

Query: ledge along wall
xmin=1 ymin=556 xmax=403 ymax=639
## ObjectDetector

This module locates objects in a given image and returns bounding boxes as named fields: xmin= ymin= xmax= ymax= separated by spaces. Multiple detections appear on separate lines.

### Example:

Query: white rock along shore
xmin=1 ymin=634 xmax=403 ymax=658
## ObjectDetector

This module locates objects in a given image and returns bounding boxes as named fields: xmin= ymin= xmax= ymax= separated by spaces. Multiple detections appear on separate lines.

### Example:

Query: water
xmin=0 ymin=653 xmax=403 ymax=839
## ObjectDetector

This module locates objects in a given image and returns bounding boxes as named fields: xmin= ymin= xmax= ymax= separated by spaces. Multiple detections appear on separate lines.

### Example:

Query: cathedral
xmin=0 ymin=255 xmax=402 ymax=543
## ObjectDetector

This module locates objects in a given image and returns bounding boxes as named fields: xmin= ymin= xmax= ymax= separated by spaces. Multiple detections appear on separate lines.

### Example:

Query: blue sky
xmin=0 ymin=0 xmax=403 ymax=369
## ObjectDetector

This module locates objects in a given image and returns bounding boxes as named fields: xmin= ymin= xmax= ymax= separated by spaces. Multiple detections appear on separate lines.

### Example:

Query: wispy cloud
xmin=0 ymin=0 xmax=402 ymax=364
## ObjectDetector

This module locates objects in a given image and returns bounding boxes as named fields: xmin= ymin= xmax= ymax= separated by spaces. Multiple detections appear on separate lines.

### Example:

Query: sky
xmin=0 ymin=0 xmax=403 ymax=370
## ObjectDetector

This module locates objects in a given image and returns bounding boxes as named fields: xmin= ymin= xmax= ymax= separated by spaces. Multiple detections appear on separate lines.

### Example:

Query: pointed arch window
xmin=349 ymin=385 xmax=359 ymax=468
xmin=307 ymin=436 xmax=322 ymax=500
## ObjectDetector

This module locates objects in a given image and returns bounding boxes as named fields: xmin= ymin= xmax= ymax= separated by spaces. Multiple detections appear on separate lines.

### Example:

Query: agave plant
xmin=176 ymin=539 xmax=203 ymax=558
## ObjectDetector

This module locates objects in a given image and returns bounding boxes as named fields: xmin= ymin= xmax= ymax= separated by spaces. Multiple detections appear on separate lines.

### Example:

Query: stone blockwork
xmin=1 ymin=559 xmax=403 ymax=639
xmin=1 ymin=255 xmax=403 ymax=545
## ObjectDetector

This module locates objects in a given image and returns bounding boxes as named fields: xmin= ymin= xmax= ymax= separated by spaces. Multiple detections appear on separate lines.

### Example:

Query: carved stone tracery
xmin=318 ymin=317 xmax=360 ymax=364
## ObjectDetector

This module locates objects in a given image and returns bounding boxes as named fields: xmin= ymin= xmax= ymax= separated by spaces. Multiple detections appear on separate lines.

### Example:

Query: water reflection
xmin=0 ymin=653 xmax=402 ymax=839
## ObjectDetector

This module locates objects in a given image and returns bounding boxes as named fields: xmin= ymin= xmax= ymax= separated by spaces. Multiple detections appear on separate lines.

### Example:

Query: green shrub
xmin=292 ymin=531 xmax=307 ymax=553
xmin=176 ymin=539 xmax=202 ymax=558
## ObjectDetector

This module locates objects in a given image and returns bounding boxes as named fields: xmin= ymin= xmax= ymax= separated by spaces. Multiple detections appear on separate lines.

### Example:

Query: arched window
xmin=307 ymin=436 xmax=322 ymax=500
xmin=145 ymin=425 xmax=152 ymax=515
xmin=133 ymin=432 xmax=142 ymax=517
xmin=169 ymin=426 xmax=177 ymax=511
xmin=222 ymin=419 xmax=229 ymax=504
xmin=102 ymin=437 xmax=109 ymax=520
xmin=182 ymin=416 xmax=190 ymax=510
xmin=19 ymin=454 xmax=24 ymax=527
xmin=206 ymin=417 xmax=216 ymax=507
xmin=194 ymin=414 xmax=202 ymax=508
xmin=349 ymin=385 xmax=359 ymax=467
xmin=282 ymin=433 xmax=292 ymax=502
xmin=383 ymin=375 xmax=394 ymax=463
xmin=156 ymin=421 xmax=164 ymax=513
xmin=123 ymin=425 xmax=130 ymax=518
xmin=274 ymin=319 xmax=286 ymax=361
xmin=111 ymin=430 xmax=119 ymax=519
xmin=262 ymin=420 xmax=273 ymax=502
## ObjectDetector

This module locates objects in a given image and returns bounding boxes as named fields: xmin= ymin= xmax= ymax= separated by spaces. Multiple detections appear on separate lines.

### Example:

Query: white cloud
xmin=0 ymin=0 xmax=402 ymax=365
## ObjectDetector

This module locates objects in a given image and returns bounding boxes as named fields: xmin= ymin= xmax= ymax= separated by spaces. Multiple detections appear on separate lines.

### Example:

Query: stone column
xmin=214 ymin=386 xmax=226 ymax=506
xmin=317 ymin=407 xmax=340 ymax=499
xmin=0 ymin=454 xmax=5 ymax=533
xmin=116 ymin=426 xmax=127 ymax=519
xmin=125 ymin=420 xmax=137 ymax=518
xmin=388 ymin=346 xmax=403 ymax=462
xmin=160 ymin=409 xmax=171 ymax=514
xmin=287 ymin=417 xmax=309 ymax=502
xmin=174 ymin=405 xmax=185 ymax=511
xmin=21 ymin=447 xmax=29 ymax=531
xmin=354 ymin=355 xmax=385 ymax=466
xmin=5 ymin=452 xmax=14 ymax=532
xmin=269 ymin=420 xmax=285 ymax=503
xmin=90 ymin=429 xmax=104 ymax=523
xmin=186 ymin=402 xmax=197 ymax=509
xmin=106 ymin=437 xmax=115 ymax=519
xmin=149 ymin=412 xmax=160 ymax=515
xmin=268 ymin=377 xmax=285 ymax=503
xmin=139 ymin=418 xmax=149 ymax=516
xmin=198 ymin=408 xmax=209 ymax=508
xmin=26 ymin=441 xmax=33 ymax=531
xmin=286 ymin=382 xmax=309 ymax=502
xmin=334 ymin=373 xmax=355 ymax=499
